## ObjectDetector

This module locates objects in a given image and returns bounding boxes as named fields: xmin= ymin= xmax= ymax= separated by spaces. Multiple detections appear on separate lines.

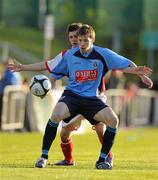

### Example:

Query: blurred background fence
xmin=0 ymin=87 xmax=158 ymax=132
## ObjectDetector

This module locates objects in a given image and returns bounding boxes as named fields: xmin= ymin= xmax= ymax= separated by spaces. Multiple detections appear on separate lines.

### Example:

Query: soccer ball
xmin=29 ymin=74 xmax=52 ymax=98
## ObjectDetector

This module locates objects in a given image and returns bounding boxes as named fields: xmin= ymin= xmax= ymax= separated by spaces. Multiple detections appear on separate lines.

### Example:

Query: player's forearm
xmin=21 ymin=62 xmax=46 ymax=71
xmin=120 ymin=62 xmax=138 ymax=74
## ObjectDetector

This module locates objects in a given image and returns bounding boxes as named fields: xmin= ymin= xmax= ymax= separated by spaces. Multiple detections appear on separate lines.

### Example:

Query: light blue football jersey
xmin=51 ymin=45 xmax=132 ymax=97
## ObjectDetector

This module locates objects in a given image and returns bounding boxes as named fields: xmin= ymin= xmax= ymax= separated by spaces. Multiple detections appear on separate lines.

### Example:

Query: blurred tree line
xmin=0 ymin=0 xmax=158 ymax=75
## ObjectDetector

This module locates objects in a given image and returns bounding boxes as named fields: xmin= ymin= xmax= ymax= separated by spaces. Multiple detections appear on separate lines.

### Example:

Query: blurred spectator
xmin=0 ymin=58 xmax=22 ymax=128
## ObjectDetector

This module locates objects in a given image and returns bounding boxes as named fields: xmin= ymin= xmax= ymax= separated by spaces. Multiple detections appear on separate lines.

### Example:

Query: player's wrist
xmin=139 ymin=74 xmax=144 ymax=78
xmin=20 ymin=64 xmax=24 ymax=71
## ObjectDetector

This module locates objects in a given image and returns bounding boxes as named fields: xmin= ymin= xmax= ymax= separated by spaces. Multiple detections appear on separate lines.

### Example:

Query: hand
xmin=134 ymin=66 xmax=152 ymax=76
xmin=7 ymin=59 xmax=22 ymax=72
xmin=140 ymin=75 xmax=153 ymax=89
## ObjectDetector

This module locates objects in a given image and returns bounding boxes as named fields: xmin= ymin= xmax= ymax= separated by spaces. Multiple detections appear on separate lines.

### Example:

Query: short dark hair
xmin=77 ymin=24 xmax=95 ymax=40
xmin=66 ymin=23 xmax=82 ymax=33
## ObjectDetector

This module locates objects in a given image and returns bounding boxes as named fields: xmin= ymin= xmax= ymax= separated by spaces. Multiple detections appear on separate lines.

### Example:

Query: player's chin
xmin=72 ymin=43 xmax=78 ymax=47
xmin=80 ymin=48 xmax=86 ymax=53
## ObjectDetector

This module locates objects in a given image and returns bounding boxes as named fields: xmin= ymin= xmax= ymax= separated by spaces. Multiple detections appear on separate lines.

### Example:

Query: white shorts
xmin=61 ymin=114 xmax=84 ymax=129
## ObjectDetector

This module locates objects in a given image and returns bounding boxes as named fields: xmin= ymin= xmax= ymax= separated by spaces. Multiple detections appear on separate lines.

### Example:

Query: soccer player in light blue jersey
xmin=46 ymin=23 xmax=113 ymax=167
xmin=45 ymin=23 xmax=114 ymax=167
xmin=8 ymin=24 xmax=153 ymax=169
xmin=44 ymin=24 xmax=153 ymax=169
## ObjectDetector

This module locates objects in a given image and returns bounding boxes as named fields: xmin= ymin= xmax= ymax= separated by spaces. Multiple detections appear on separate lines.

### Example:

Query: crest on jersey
xmin=93 ymin=62 xmax=98 ymax=67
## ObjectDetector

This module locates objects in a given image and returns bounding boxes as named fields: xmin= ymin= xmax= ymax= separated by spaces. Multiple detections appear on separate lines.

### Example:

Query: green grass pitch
xmin=0 ymin=127 xmax=158 ymax=180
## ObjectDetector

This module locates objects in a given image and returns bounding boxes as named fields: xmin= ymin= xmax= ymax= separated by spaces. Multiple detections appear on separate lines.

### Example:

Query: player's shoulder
xmin=63 ymin=47 xmax=79 ymax=56
xmin=93 ymin=45 xmax=113 ymax=53
xmin=94 ymin=45 xmax=117 ymax=57
xmin=61 ymin=48 xmax=70 ymax=56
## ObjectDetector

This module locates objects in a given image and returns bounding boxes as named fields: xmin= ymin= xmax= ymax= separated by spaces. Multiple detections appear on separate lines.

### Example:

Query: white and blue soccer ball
xmin=29 ymin=74 xmax=52 ymax=98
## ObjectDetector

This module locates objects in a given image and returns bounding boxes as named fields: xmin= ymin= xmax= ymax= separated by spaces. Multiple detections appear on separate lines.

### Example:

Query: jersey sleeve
xmin=51 ymin=55 xmax=68 ymax=80
xmin=103 ymin=48 xmax=132 ymax=70
xmin=45 ymin=50 xmax=70 ymax=79
xmin=45 ymin=52 xmax=63 ymax=73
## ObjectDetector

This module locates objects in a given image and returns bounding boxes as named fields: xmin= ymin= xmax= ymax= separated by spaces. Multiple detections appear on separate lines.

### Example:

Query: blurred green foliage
xmin=0 ymin=26 xmax=68 ymax=59
xmin=0 ymin=26 xmax=43 ymax=58
xmin=0 ymin=0 xmax=157 ymax=75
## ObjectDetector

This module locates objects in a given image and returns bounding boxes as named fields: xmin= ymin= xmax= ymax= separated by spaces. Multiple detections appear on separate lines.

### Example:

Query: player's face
xmin=68 ymin=30 xmax=78 ymax=48
xmin=78 ymin=35 xmax=94 ymax=53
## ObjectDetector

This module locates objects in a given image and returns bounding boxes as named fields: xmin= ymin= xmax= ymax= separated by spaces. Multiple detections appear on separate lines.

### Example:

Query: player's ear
xmin=92 ymin=37 xmax=95 ymax=43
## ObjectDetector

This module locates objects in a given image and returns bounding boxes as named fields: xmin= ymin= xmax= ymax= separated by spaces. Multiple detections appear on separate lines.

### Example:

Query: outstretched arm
xmin=121 ymin=62 xmax=152 ymax=76
xmin=120 ymin=62 xmax=153 ymax=88
xmin=8 ymin=59 xmax=46 ymax=72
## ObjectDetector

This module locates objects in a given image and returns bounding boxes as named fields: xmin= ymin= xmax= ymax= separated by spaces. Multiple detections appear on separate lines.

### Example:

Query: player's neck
xmin=80 ymin=45 xmax=93 ymax=54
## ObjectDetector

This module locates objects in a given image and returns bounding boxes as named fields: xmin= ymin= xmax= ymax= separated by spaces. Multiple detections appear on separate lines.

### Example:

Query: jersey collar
xmin=80 ymin=45 xmax=94 ymax=57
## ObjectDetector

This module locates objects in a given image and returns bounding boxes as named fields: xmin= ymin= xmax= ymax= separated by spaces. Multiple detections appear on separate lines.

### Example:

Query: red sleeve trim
xmin=62 ymin=49 xmax=70 ymax=56
xmin=45 ymin=61 xmax=51 ymax=73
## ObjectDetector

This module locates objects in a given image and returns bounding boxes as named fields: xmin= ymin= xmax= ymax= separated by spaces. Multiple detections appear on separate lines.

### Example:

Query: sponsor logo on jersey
xmin=75 ymin=69 xmax=98 ymax=82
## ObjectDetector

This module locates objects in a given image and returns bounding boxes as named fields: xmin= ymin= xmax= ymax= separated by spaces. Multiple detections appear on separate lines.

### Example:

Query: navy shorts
xmin=58 ymin=90 xmax=108 ymax=125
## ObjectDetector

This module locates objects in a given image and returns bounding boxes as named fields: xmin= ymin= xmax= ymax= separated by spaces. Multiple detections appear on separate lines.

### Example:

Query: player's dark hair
xmin=77 ymin=24 xmax=95 ymax=40
xmin=67 ymin=23 xmax=82 ymax=33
